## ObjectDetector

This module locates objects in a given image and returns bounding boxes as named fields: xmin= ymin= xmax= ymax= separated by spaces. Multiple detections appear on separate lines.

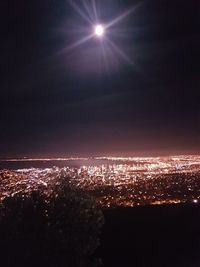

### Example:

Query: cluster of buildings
xmin=1 ymin=155 xmax=200 ymax=207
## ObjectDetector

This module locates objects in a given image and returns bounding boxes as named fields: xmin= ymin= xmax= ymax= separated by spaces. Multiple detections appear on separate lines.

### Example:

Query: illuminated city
xmin=1 ymin=155 xmax=200 ymax=207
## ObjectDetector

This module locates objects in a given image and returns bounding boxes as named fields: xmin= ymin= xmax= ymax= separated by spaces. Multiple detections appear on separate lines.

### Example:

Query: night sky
xmin=0 ymin=0 xmax=199 ymax=157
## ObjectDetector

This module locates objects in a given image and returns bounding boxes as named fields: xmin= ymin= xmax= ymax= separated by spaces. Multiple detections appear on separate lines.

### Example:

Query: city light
xmin=1 ymin=155 xmax=200 ymax=208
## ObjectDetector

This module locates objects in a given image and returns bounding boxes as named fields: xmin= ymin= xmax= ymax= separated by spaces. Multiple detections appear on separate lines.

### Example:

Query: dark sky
xmin=0 ymin=0 xmax=200 ymax=157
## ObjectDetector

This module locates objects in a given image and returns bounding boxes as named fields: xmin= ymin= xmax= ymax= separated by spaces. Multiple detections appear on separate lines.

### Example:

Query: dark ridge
xmin=98 ymin=204 xmax=200 ymax=267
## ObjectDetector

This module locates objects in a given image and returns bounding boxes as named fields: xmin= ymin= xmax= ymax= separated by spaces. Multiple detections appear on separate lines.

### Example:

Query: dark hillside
xmin=99 ymin=204 xmax=200 ymax=267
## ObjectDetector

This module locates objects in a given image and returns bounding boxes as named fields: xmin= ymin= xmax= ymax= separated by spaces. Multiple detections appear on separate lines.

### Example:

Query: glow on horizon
xmin=1 ymin=155 xmax=200 ymax=162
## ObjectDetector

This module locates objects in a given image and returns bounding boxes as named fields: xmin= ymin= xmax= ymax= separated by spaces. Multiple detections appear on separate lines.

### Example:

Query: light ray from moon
xmin=82 ymin=0 xmax=94 ymax=21
xmin=62 ymin=1 xmax=140 ymax=68
xmin=105 ymin=2 xmax=142 ymax=29
xmin=57 ymin=33 xmax=94 ymax=54
xmin=91 ymin=0 xmax=98 ymax=21
xmin=82 ymin=0 xmax=98 ymax=23
xmin=69 ymin=0 xmax=93 ymax=24
xmin=105 ymin=9 xmax=134 ymax=29
xmin=106 ymin=37 xmax=134 ymax=66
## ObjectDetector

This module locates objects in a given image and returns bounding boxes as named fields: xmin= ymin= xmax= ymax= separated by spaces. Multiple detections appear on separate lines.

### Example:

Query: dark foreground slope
xmin=99 ymin=204 xmax=200 ymax=267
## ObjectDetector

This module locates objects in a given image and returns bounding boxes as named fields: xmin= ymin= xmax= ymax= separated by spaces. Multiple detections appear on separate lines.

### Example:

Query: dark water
xmin=0 ymin=159 xmax=111 ymax=170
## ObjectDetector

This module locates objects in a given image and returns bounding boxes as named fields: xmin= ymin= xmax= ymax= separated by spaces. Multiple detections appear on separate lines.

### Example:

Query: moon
xmin=94 ymin=24 xmax=104 ymax=37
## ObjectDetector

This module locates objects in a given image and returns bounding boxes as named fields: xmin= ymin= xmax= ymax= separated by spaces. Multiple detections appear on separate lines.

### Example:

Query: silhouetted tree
xmin=0 ymin=177 xmax=104 ymax=267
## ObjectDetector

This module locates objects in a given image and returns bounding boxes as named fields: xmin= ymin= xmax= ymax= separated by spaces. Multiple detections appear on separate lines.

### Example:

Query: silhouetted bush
xmin=0 ymin=177 xmax=104 ymax=267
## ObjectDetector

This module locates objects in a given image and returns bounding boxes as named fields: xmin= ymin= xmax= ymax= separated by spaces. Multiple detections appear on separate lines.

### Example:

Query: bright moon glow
xmin=95 ymin=25 xmax=104 ymax=37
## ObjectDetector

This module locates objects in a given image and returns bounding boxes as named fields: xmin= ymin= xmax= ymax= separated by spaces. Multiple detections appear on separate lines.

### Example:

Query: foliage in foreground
xmin=0 ymin=177 xmax=104 ymax=267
